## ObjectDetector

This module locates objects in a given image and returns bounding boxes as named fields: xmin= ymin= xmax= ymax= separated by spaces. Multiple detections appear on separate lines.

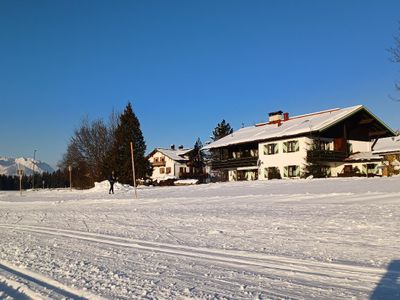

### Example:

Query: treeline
xmin=0 ymin=106 xmax=236 ymax=190
xmin=0 ymin=170 xmax=69 ymax=190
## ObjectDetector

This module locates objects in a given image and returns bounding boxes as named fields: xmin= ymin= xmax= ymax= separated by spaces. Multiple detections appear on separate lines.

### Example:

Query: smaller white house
xmin=147 ymin=145 xmax=193 ymax=181
xmin=373 ymin=136 xmax=400 ymax=156
xmin=372 ymin=136 xmax=400 ymax=176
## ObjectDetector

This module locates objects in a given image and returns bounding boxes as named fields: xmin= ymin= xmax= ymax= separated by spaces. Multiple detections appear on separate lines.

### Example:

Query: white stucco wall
xmin=348 ymin=140 xmax=371 ymax=153
xmin=258 ymin=137 xmax=312 ymax=180
xmin=174 ymin=163 xmax=190 ymax=177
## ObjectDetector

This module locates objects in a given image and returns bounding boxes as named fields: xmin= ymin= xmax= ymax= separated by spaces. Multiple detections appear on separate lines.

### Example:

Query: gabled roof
xmin=373 ymin=136 xmax=400 ymax=154
xmin=203 ymin=105 xmax=395 ymax=149
xmin=148 ymin=148 xmax=193 ymax=162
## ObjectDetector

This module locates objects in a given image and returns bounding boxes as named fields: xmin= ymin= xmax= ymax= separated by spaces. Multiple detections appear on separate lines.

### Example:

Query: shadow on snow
xmin=370 ymin=260 xmax=400 ymax=300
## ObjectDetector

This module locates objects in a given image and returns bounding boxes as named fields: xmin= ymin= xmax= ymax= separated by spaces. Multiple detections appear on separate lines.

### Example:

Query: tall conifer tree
xmin=188 ymin=138 xmax=205 ymax=177
xmin=212 ymin=120 xmax=233 ymax=141
xmin=107 ymin=102 xmax=151 ymax=184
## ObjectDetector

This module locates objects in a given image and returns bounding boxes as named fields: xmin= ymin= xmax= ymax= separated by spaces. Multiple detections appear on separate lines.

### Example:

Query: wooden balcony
xmin=152 ymin=161 xmax=166 ymax=167
xmin=307 ymin=150 xmax=347 ymax=162
xmin=211 ymin=156 xmax=258 ymax=170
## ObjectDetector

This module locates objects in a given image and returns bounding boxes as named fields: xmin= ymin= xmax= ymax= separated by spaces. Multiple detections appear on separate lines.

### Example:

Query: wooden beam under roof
xmin=369 ymin=130 xmax=389 ymax=137
xmin=358 ymin=118 xmax=375 ymax=125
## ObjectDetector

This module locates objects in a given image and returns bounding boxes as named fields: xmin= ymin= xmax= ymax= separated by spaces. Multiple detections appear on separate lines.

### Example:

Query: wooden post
xmin=17 ymin=166 xmax=23 ymax=196
xmin=32 ymin=149 xmax=37 ymax=190
xmin=130 ymin=142 xmax=138 ymax=199
xmin=68 ymin=165 xmax=72 ymax=190
xmin=19 ymin=173 xmax=22 ymax=196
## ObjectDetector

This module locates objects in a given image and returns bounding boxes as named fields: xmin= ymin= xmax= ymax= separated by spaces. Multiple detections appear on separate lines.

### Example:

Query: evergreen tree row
xmin=0 ymin=170 xmax=69 ymax=190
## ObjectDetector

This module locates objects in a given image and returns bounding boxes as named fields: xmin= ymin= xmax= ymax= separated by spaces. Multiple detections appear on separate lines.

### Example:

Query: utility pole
xmin=32 ymin=149 xmax=37 ymax=190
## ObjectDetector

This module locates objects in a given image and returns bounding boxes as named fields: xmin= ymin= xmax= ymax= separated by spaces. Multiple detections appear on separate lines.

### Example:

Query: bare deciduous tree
xmin=389 ymin=25 xmax=400 ymax=95
xmin=60 ymin=116 xmax=115 ymax=188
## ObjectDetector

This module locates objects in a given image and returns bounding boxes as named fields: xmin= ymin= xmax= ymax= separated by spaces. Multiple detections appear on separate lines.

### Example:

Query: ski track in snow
xmin=0 ymin=224 xmax=389 ymax=292
xmin=0 ymin=177 xmax=399 ymax=299
xmin=0 ymin=260 xmax=103 ymax=300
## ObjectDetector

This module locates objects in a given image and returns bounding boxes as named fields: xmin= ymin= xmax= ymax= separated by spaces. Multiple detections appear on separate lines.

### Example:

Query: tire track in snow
xmin=0 ymin=223 xmax=385 ymax=294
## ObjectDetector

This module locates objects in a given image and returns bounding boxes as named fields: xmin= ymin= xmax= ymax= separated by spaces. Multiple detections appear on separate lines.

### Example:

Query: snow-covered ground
xmin=0 ymin=177 xmax=399 ymax=299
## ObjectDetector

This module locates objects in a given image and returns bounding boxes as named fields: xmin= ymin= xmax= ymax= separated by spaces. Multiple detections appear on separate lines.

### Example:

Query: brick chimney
xmin=283 ymin=112 xmax=289 ymax=121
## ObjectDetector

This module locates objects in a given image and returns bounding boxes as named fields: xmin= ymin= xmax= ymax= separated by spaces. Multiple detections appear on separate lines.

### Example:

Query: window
xmin=343 ymin=165 xmax=352 ymax=174
xmin=179 ymin=167 xmax=186 ymax=174
xmin=166 ymin=167 xmax=171 ymax=174
xmin=264 ymin=143 xmax=278 ymax=155
xmin=250 ymin=149 xmax=259 ymax=157
xmin=160 ymin=167 xmax=165 ymax=174
xmin=287 ymin=141 xmax=298 ymax=152
xmin=160 ymin=156 xmax=165 ymax=162
xmin=154 ymin=157 xmax=159 ymax=162
xmin=284 ymin=140 xmax=299 ymax=153
xmin=284 ymin=165 xmax=300 ymax=177
xmin=321 ymin=166 xmax=331 ymax=177
xmin=288 ymin=165 xmax=296 ymax=177
xmin=316 ymin=140 xmax=330 ymax=151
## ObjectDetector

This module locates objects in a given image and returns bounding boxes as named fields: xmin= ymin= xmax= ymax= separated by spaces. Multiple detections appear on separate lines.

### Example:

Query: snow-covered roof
xmin=372 ymin=136 xmax=400 ymax=155
xmin=203 ymin=105 xmax=393 ymax=149
xmin=345 ymin=152 xmax=381 ymax=161
xmin=152 ymin=148 xmax=193 ymax=161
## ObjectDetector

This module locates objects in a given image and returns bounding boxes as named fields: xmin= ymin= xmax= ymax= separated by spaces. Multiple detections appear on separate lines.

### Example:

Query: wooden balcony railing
xmin=307 ymin=150 xmax=347 ymax=162
xmin=152 ymin=161 xmax=166 ymax=167
xmin=211 ymin=156 xmax=258 ymax=170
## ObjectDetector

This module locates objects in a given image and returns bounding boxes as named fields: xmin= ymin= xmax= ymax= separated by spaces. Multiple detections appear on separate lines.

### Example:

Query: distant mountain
xmin=0 ymin=156 xmax=55 ymax=176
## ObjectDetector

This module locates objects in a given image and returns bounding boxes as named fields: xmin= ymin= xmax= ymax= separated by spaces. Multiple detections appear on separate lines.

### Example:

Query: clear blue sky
xmin=1 ymin=0 xmax=400 ymax=168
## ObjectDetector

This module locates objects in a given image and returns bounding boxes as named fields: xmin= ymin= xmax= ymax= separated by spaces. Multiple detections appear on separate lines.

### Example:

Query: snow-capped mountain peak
xmin=0 ymin=156 xmax=54 ymax=176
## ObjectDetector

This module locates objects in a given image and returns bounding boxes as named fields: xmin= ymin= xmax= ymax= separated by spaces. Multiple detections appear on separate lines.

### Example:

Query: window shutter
xmin=264 ymin=168 xmax=268 ymax=178
xmin=373 ymin=164 xmax=378 ymax=174
xmin=361 ymin=165 xmax=367 ymax=174
xmin=274 ymin=144 xmax=279 ymax=154
xmin=295 ymin=141 xmax=300 ymax=152
xmin=263 ymin=145 xmax=268 ymax=155
xmin=283 ymin=142 xmax=288 ymax=153
xmin=295 ymin=165 xmax=300 ymax=177
xmin=283 ymin=166 xmax=288 ymax=177
xmin=327 ymin=167 xmax=331 ymax=177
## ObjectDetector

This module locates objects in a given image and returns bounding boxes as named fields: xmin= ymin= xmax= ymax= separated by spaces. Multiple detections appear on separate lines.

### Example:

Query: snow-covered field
xmin=0 ymin=177 xmax=399 ymax=299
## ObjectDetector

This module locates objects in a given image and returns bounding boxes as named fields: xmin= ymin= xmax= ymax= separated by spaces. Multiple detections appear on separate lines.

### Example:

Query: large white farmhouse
xmin=203 ymin=105 xmax=395 ymax=181
xmin=147 ymin=145 xmax=193 ymax=181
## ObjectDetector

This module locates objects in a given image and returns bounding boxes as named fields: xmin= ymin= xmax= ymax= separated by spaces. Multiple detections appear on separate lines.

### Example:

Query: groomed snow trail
xmin=0 ymin=177 xmax=399 ymax=299
xmin=0 ymin=260 xmax=102 ymax=300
